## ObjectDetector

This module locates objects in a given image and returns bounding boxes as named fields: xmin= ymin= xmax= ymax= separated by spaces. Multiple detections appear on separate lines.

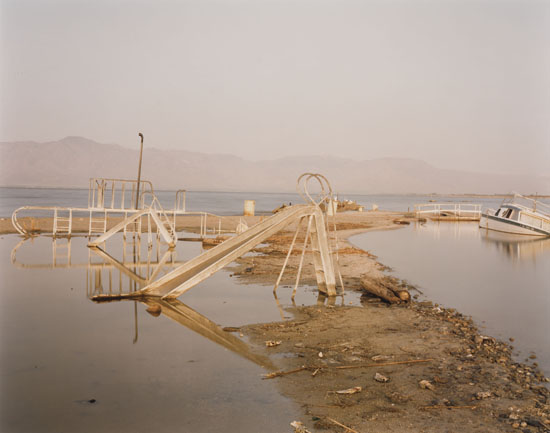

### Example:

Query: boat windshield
xmin=504 ymin=194 xmax=550 ymax=216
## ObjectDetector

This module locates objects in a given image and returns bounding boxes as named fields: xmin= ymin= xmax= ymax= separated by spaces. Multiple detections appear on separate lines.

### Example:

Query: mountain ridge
xmin=1 ymin=137 xmax=548 ymax=194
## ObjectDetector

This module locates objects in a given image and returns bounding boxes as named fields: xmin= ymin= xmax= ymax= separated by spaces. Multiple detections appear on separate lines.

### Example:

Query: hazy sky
xmin=1 ymin=0 xmax=549 ymax=175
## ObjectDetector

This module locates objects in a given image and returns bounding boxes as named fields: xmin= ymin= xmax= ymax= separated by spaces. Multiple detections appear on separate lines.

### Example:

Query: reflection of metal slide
xmin=141 ymin=298 xmax=275 ymax=369
xmin=85 ymin=248 xmax=275 ymax=367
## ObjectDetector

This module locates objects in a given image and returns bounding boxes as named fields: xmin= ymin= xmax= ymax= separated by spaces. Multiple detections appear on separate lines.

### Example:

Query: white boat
xmin=480 ymin=194 xmax=550 ymax=236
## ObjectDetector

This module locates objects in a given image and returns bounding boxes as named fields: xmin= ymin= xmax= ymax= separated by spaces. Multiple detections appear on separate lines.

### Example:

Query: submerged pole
xmin=135 ymin=133 xmax=144 ymax=209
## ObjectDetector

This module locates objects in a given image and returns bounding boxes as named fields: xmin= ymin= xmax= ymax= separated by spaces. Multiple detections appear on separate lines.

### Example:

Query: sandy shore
xmin=227 ymin=212 xmax=550 ymax=432
xmin=2 ymin=211 xmax=549 ymax=432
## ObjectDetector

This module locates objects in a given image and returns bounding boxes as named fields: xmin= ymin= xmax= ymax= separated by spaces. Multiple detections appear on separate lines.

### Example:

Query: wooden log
xmin=378 ymin=279 xmax=411 ymax=302
xmin=360 ymin=277 xmax=401 ymax=304
xmin=394 ymin=290 xmax=411 ymax=302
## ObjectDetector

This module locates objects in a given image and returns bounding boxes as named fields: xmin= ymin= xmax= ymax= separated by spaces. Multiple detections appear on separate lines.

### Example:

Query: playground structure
xmin=12 ymin=173 xmax=345 ymax=300
xmin=11 ymin=178 xmax=235 ymax=242
xmin=10 ymin=173 xmax=345 ymax=367
xmin=87 ymin=173 xmax=343 ymax=300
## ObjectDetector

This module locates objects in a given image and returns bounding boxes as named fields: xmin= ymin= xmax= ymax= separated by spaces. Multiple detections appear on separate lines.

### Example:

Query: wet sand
xmin=229 ymin=213 xmax=550 ymax=432
xmin=2 ymin=211 xmax=549 ymax=432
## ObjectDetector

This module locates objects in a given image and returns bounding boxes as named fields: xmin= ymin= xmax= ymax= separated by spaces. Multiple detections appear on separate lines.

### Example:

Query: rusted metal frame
xmin=273 ymin=216 xmax=305 ymax=296
xmin=308 ymin=219 xmax=326 ymax=293
xmin=148 ymin=208 xmax=176 ymax=247
xmin=138 ymin=205 xmax=312 ymax=298
xmin=69 ymin=209 xmax=73 ymax=235
xmin=292 ymin=215 xmax=313 ymax=300
xmin=88 ymin=209 xmax=148 ymax=247
xmin=147 ymin=249 xmax=176 ymax=283
xmin=328 ymin=209 xmax=345 ymax=294
xmin=160 ymin=207 xmax=313 ymax=299
xmin=147 ymin=213 xmax=153 ymax=248
xmin=53 ymin=208 xmax=58 ymax=236
xmin=312 ymin=208 xmax=337 ymax=296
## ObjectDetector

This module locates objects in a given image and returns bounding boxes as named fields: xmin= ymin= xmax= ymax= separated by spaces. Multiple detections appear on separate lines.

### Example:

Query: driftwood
xmin=325 ymin=417 xmax=359 ymax=433
xmin=393 ymin=289 xmax=411 ymax=302
xmin=420 ymin=405 xmax=477 ymax=410
xmin=263 ymin=359 xmax=433 ymax=379
xmin=379 ymin=279 xmax=411 ymax=302
xmin=361 ymin=277 xmax=401 ymax=304
xmin=361 ymin=277 xmax=411 ymax=303
xmin=333 ymin=358 xmax=434 ymax=370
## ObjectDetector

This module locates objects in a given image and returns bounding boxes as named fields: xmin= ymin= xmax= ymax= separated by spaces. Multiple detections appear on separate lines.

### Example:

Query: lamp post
xmin=135 ymin=133 xmax=144 ymax=209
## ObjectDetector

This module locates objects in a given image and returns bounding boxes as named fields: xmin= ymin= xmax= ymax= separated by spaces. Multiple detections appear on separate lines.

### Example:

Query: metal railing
xmin=88 ymin=178 xmax=154 ymax=210
xmin=414 ymin=203 xmax=481 ymax=219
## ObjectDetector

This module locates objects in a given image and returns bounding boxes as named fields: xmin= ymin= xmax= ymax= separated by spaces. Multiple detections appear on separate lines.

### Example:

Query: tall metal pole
xmin=135 ymin=133 xmax=144 ymax=209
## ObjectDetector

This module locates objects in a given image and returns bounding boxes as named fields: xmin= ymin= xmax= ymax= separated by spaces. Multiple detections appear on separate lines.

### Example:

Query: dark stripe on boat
xmin=483 ymin=214 xmax=549 ymax=235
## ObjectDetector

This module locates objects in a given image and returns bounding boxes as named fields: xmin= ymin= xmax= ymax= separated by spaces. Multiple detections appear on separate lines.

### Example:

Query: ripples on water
xmin=351 ymin=221 xmax=550 ymax=376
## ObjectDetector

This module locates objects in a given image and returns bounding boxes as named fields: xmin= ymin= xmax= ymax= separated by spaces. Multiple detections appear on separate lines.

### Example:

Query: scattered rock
xmin=265 ymin=340 xmax=281 ymax=347
xmin=386 ymin=392 xmax=410 ymax=404
xmin=335 ymin=386 xmax=362 ymax=395
xmin=290 ymin=421 xmax=311 ymax=433
xmin=419 ymin=380 xmax=435 ymax=391
xmin=145 ymin=305 xmax=161 ymax=317
xmin=374 ymin=373 xmax=390 ymax=383
xmin=475 ymin=391 xmax=491 ymax=400
xmin=371 ymin=354 xmax=393 ymax=362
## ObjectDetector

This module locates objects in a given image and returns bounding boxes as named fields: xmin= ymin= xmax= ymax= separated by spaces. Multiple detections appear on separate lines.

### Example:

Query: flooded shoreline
xmin=2 ymin=211 xmax=549 ymax=432
xmin=350 ymin=220 xmax=550 ymax=376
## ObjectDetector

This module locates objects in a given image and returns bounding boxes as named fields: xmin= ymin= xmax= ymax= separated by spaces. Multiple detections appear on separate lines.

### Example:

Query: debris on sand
xmin=333 ymin=386 xmax=362 ymax=395
xmin=419 ymin=380 xmax=436 ymax=391
xmin=374 ymin=372 xmax=390 ymax=383
xmin=290 ymin=420 xmax=311 ymax=433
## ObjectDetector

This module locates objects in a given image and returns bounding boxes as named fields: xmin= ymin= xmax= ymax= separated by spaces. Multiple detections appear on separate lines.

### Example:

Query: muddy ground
xmin=228 ymin=212 xmax=550 ymax=433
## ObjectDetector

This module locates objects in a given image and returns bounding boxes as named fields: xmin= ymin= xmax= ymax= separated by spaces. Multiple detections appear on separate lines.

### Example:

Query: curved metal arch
xmin=296 ymin=173 xmax=333 ymax=206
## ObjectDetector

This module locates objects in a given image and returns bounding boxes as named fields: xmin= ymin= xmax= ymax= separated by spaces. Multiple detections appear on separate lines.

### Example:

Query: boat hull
xmin=480 ymin=214 xmax=550 ymax=236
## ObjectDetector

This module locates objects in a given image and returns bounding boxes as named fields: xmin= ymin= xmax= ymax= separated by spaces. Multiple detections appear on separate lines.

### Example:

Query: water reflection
xmin=139 ymin=298 xmax=274 ymax=369
xmin=414 ymin=219 xmax=482 ymax=241
xmin=414 ymin=220 xmax=550 ymax=262
xmin=11 ymin=235 xmax=276 ymax=369
xmin=480 ymin=229 xmax=550 ymax=262
xmin=11 ymin=235 xmax=185 ymax=291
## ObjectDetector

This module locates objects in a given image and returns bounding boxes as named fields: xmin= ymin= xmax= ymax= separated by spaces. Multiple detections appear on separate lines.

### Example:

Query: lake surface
xmin=0 ymin=186 xmax=508 ymax=217
xmin=351 ymin=221 xmax=550 ymax=376
xmin=1 ymin=233 xmax=364 ymax=433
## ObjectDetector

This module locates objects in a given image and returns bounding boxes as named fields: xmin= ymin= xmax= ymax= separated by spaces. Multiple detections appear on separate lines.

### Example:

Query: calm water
xmin=0 ymin=186 xmax=508 ymax=217
xmin=351 ymin=222 xmax=550 ymax=376
xmin=1 ymin=233 xmax=364 ymax=433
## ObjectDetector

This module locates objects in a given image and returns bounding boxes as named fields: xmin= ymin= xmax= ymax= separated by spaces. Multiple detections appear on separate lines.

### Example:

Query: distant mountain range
xmin=1 ymin=136 xmax=548 ymax=194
